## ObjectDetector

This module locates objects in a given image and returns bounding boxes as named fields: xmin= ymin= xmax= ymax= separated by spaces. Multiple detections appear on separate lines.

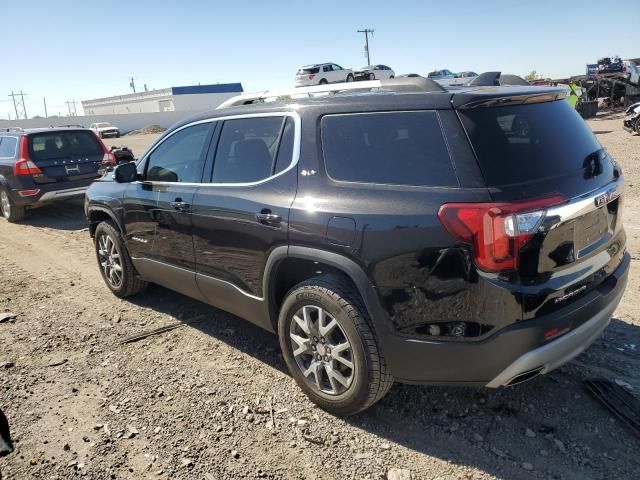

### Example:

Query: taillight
xmin=438 ymin=195 xmax=565 ymax=272
xmin=103 ymin=152 xmax=116 ymax=165
xmin=93 ymin=132 xmax=116 ymax=165
xmin=308 ymin=74 xmax=315 ymax=80
xmin=13 ymin=137 xmax=43 ymax=176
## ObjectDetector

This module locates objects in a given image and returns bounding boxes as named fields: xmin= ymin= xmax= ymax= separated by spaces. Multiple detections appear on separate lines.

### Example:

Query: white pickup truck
xmin=89 ymin=122 xmax=120 ymax=138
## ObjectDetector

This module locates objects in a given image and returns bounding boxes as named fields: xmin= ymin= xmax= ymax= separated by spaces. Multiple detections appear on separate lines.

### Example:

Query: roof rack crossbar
xmin=217 ymin=77 xmax=445 ymax=108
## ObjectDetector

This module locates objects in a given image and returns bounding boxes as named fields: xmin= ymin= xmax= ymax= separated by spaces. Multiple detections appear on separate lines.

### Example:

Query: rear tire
xmin=94 ymin=221 xmax=147 ymax=298
xmin=319 ymin=79 xmax=328 ymax=85
xmin=0 ymin=188 xmax=25 ymax=223
xmin=278 ymin=275 xmax=393 ymax=416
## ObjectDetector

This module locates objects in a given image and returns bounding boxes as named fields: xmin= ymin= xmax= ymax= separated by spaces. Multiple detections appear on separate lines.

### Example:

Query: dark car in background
xmin=85 ymin=77 xmax=628 ymax=415
xmin=0 ymin=127 xmax=115 ymax=222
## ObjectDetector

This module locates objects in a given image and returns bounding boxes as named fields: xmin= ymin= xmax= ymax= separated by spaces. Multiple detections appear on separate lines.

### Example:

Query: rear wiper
xmin=582 ymin=149 xmax=605 ymax=179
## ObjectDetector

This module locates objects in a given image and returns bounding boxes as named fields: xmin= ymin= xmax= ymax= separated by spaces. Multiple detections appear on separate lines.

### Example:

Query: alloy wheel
xmin=289 ymin=305 xmax=354 ymax=396
xmin=97 ymin=233 xmax=123 ymax=289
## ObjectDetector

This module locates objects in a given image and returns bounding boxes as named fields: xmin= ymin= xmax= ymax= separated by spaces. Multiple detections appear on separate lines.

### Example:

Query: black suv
xmin=0 ymin=127 xmax=114 ymax=222
xmin=85 ymin=78 xmax=629 ymax=415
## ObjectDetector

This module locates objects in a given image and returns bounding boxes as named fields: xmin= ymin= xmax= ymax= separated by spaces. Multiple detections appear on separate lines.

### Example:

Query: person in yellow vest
xmin=567 ymin=82 xmax=580 ymax=109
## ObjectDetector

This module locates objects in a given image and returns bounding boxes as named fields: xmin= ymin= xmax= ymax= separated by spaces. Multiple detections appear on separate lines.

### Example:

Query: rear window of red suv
xmin=321 ymin=111 xmax=458 ymax=187
xmin=29 ymin=131 xmax=103 ymax=161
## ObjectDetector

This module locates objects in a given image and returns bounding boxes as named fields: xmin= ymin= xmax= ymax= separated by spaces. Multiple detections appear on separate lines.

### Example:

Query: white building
xmin=81 ymin=83 xmax=243 ymax=115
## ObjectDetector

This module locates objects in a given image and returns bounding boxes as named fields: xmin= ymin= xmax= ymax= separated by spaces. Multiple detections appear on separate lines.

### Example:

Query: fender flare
xmin=86 ymin=205 xmax=125 ymax=236
xmin=263 ymin=246 xmax=393 ymax=341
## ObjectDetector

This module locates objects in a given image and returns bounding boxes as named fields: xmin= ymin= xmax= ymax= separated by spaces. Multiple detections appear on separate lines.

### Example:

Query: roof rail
xmin=0 ymin=127 xmax=24 ymax=132
xmin=467 ymin=72 xmax=530 ymax=87
xmin=217 ymin=77 xmax=445 ymax=108
xmin=55 ymin=124 xmax=85 ymax=128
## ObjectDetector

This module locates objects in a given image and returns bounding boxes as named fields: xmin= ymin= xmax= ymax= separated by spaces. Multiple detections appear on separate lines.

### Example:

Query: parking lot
xmin=0 ymin=114 xmax=639 ymax=480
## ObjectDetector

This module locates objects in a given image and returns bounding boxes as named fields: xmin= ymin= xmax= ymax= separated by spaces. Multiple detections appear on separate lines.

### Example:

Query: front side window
xmin=332 ymin=64 xmax=342 ymax=71
xmin=145 ymin=123 xmax=210 ymax=183
xmin=322 ymin=111 xmax=458 ymax=187
xmin=0 ymin=137 xmax=17 ymax=157
xmin=212 ymin=116 xmax=294 ymax=184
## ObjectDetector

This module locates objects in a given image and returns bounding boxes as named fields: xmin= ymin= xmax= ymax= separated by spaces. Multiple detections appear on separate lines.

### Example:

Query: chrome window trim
xmin=0 ymin=135 xmax=19 ymax=158
xmin=543 ymin=178 xmax=624 ymax=229
xmin=138 ymin=111 xmax=301 ymax=188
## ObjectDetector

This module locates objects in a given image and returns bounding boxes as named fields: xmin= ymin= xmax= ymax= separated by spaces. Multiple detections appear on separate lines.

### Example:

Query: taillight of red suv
xmin=438 ymin=195 xmax=566 ymax=272
xmin=13 ymin=136 xmax=43 ymax=177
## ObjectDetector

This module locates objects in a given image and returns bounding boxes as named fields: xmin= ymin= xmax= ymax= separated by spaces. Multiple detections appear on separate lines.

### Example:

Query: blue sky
xmin=1 ymin=0 xmax=638 ymax=118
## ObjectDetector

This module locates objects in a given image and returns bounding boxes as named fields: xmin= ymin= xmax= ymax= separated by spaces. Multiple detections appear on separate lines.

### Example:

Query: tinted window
xmin=0 ymin=137 xmax=17 ymax=157
xmin=212 ymin=116 xmax=292 ymax=183
xmin=145 ymin=123 xmax=210 ymax=183
xmin=29 ymin=131 xmax=103 ymax=161
xmin=322 ymin=111 xmax=458 ymax=187
xmin=459 ymin=100 xmax=604 ymax=187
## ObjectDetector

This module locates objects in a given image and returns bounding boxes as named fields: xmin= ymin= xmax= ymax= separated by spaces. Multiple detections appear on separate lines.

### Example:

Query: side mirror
xmin=114 ymin=161 xmax=138 ymax=183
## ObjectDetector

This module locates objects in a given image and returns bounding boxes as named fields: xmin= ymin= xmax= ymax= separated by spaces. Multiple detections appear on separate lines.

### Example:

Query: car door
xmin=191 ymin=113 xmax=299 ymax=329
xmin=331 ymin=64 xmax=344 ymax=82
xmin=123 ymin=121 xmax=214 ymax=299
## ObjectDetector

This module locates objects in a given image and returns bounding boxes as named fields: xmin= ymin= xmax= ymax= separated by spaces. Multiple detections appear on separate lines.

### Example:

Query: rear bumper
xmin=486 ymin=281 xmax=622 ymax=387
xmin=380 ymin=251 xmax=629 ymax=386
xmin=9 ymin=181 xmax=94 ymax=208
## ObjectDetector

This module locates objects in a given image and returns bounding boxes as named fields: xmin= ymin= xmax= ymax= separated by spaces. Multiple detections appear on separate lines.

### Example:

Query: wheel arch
xmin=87 ymin=206 xmax=124 ymax=238
xmin=264 ymin=246 xmax=390 ymax=339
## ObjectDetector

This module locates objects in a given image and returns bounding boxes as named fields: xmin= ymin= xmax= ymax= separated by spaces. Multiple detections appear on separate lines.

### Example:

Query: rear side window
xmin=459 ymin=100 xmax=604 ymax=187
xmin=29 ymin=131 xmax=103 ymax=161
xmin=298 ymin=67 xmax=319 ymax=74
xmin=0 ymin=137 xmax=17 ymax=158
xmin=321 ymin=111 xmax=458 ymax=187
xmin=212 ymin=116 xmax=294 ymax=183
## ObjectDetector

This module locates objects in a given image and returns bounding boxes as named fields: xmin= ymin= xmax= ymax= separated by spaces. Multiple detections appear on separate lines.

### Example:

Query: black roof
xmin=0 ymin=126 xmax=90 ymax=136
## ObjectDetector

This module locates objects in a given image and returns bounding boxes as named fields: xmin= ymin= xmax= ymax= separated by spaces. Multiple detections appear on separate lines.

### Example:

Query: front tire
xmin=94 ymin=221 xmax=147 ymax=297
xmin=346 ymin=74 xmax=354 ymax=82
xmin=0 ymin=188 xmax=25 ymax=222
xmin=278 ymin=275 xmax=393 ymax=416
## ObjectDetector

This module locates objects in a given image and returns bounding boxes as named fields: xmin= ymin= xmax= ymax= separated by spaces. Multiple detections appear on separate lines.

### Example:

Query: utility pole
xmin=129 ymin=76 xmax=136 ymax=93
xmin=8 ymin=91 xmax=28 ymax=119
xmin=65 ymin=100 xmax=77 ymax=117
xmin=357 ymin=28 xmax=374 ymax=65
xmin=43 ymin=97 xmax=48 ymax=118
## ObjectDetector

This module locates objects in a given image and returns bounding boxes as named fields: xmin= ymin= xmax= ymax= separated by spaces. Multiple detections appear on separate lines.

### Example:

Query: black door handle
xmin=256 ymin=211 xmax=282 ymax=225
xmin=170 ymin=201 xmax=190 ymax=212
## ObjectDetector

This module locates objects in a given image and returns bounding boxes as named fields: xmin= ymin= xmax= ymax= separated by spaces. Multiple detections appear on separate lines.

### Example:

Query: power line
xmin=8 ymin=91 xmax=28 ymax=120
xmin=357 ymin=28 xmax=375 ymax=66
xmin=65 ymin=100 xmax=77 ymax=117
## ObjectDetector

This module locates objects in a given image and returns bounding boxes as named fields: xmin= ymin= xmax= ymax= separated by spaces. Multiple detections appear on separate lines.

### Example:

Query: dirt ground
xmin=1 ymin=114 xmax=639 ymax=480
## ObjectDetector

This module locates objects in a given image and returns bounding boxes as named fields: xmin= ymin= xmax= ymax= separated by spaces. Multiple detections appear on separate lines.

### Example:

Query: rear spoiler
xmin=467 ymin=72 xmax=531 ymax=87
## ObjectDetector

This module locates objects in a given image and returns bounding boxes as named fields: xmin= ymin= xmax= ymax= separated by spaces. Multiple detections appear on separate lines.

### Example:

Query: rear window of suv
xmin=29 ymin=131 xmax=103 ymax=161
xmin=459 ymin=100 xmax=604 ymax=187
xmin=321 ymin=111 xmax=458 ymax=187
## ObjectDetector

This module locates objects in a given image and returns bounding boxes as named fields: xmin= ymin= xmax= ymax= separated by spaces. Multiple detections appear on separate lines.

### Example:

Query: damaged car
xmin=623 ymin=102 xmax=640 ymax=134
